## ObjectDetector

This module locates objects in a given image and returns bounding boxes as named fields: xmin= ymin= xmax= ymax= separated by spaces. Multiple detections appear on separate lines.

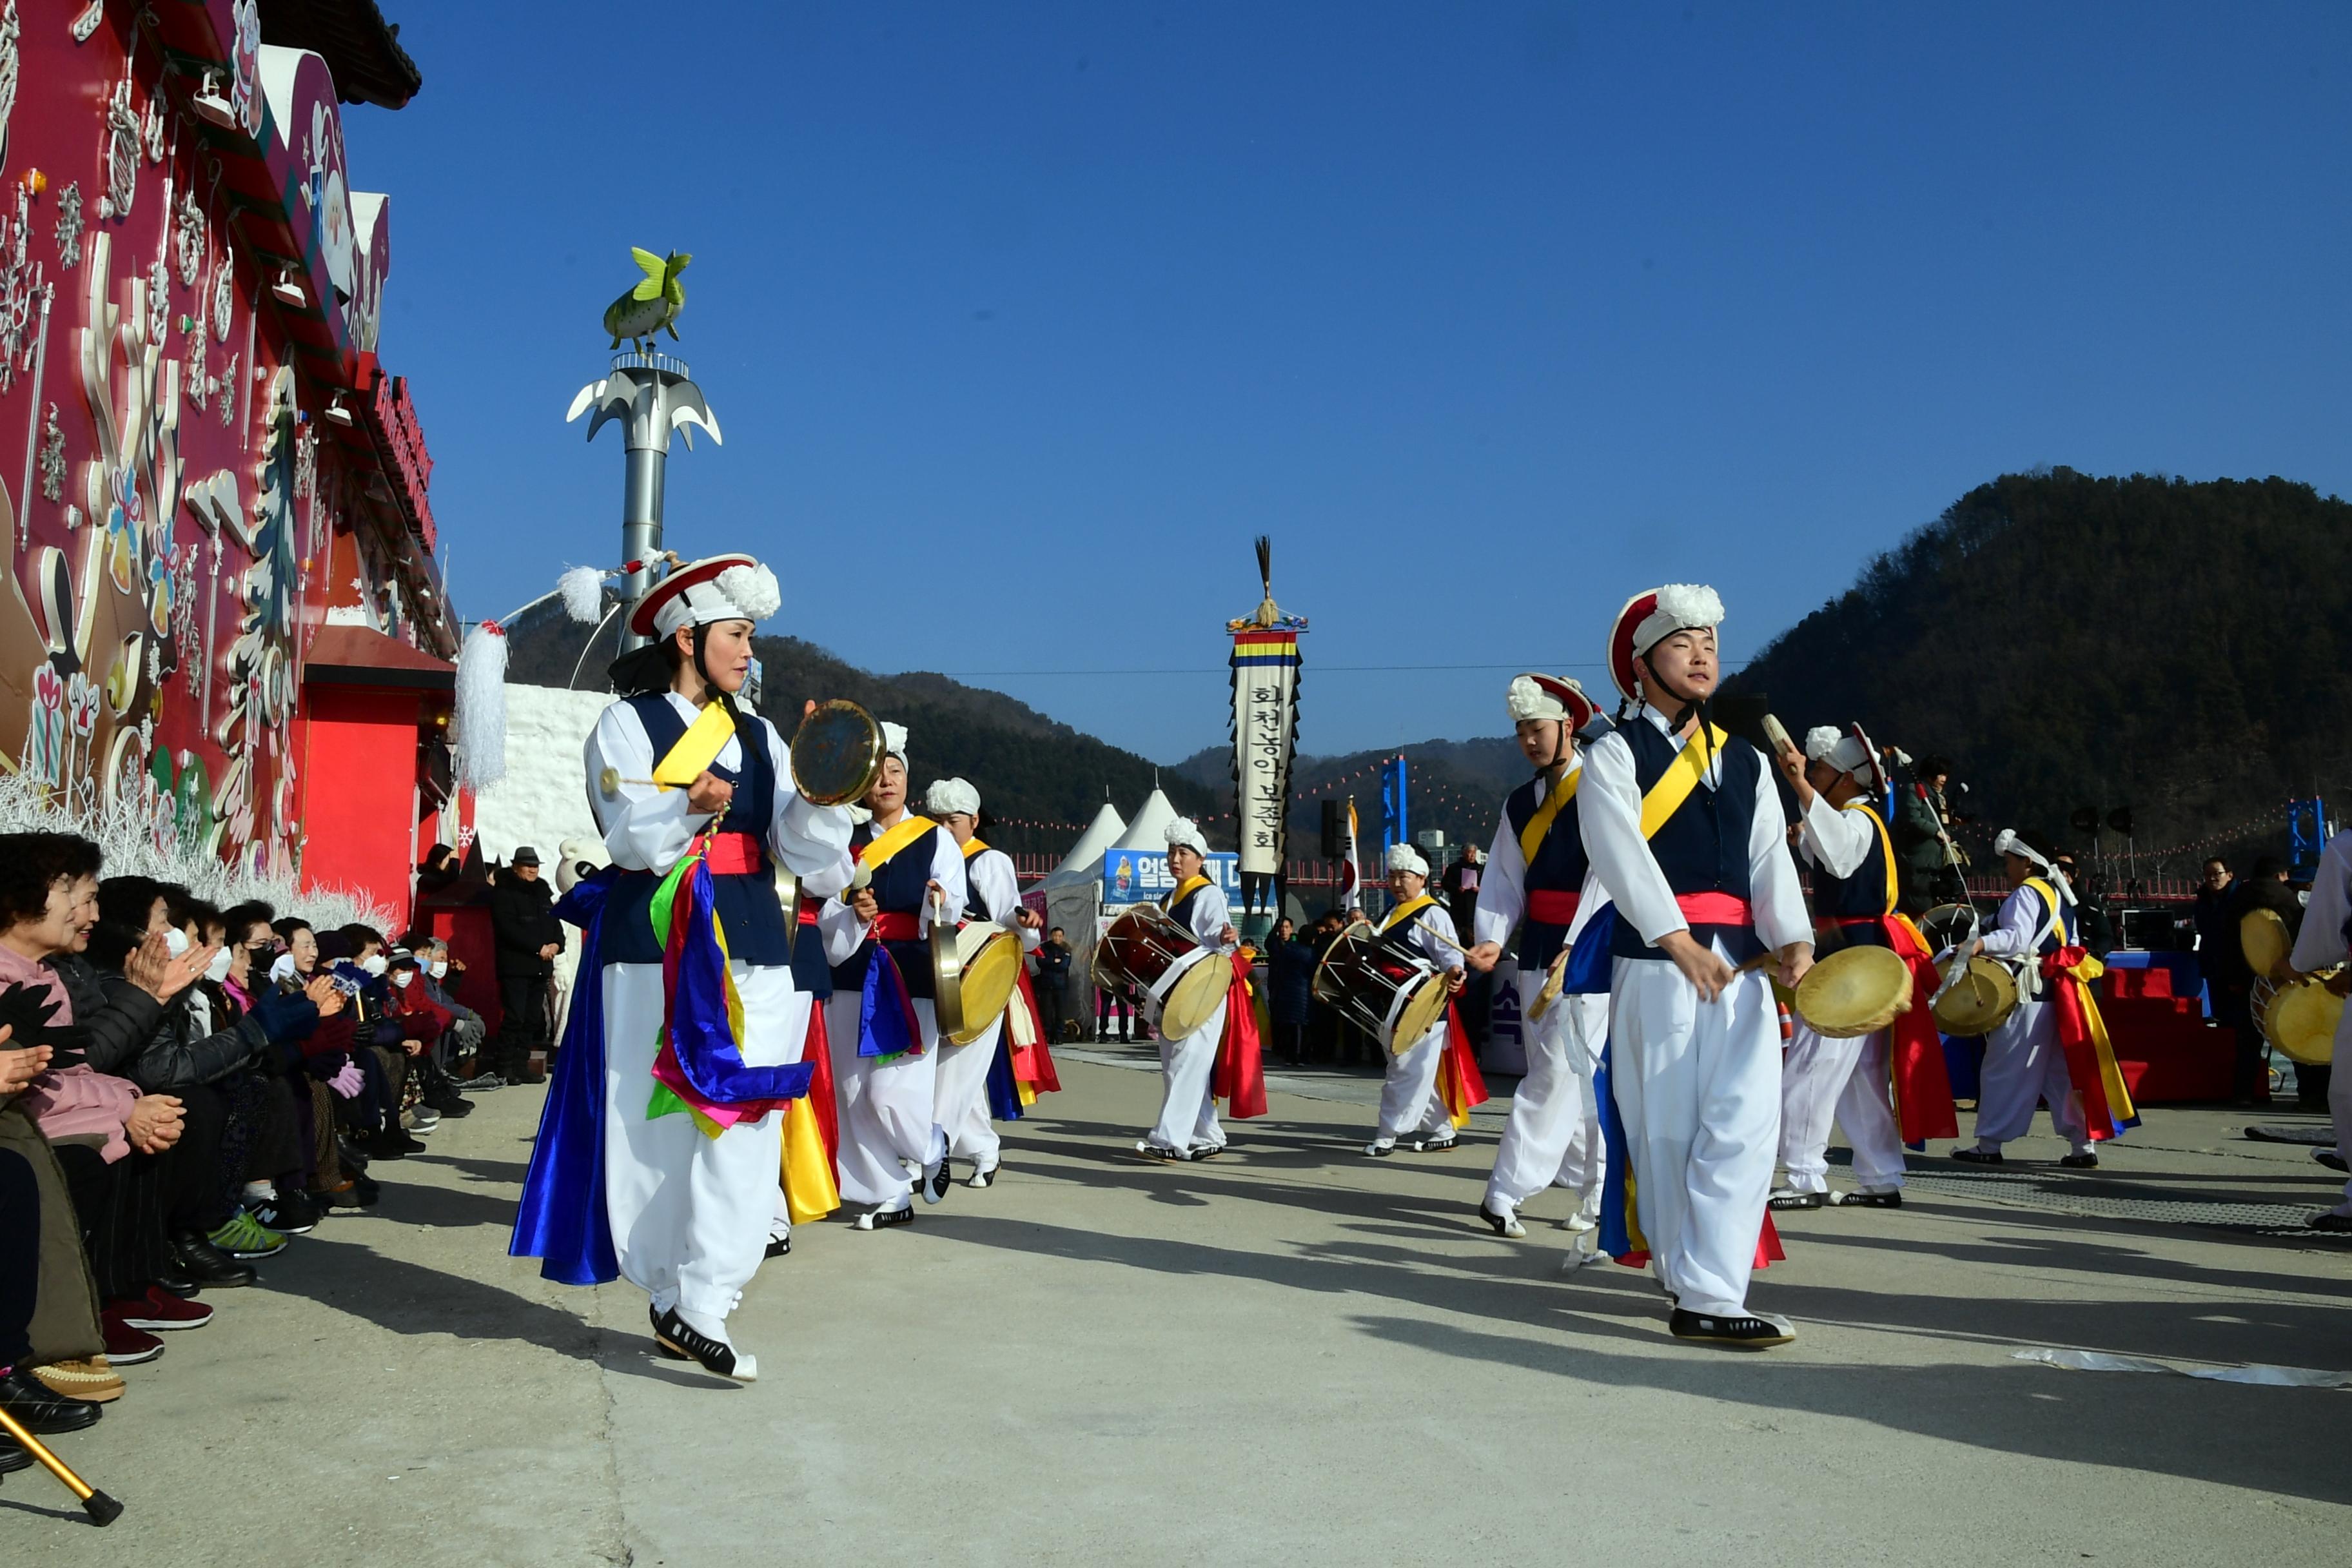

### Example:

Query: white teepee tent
xmin=1043 ymin=800 xmax=1128 ymax=889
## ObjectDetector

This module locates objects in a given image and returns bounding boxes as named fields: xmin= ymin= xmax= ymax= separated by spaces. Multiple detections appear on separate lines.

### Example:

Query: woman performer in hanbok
xmin=818 ymin=725 xmax=967 ymax=1230
xmin=513 ymin=553 xmax=854 ymax=1383
xmin=924 ymin=778 xmax=1054 ymax=1188
xmin=1362 ymin=843 xmax=1482 ymax=1155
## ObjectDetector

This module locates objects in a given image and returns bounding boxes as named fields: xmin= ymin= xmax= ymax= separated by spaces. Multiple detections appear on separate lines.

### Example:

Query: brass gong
xmin=790 ymin=700 xmax=885 ymax=807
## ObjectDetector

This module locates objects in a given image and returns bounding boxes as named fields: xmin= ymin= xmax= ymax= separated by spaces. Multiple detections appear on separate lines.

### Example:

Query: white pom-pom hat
xmin=627 ymin=553 xmax=783 ymax=641
xmin=925 ymin=777 xmax=980 ymax=818
xmin=1164 ymin=816 xmax=1208 ymax=857
xmin=1805 ymin=722 xmax=1886 ymax=792
xmin=1607 ymin=583 xmax=1725 ymax=701
xmin=1386 ymin=842 xmax=1429 ymax=878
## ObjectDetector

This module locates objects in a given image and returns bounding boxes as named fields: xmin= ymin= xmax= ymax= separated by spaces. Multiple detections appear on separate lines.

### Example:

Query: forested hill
xmin=1727 ymin=470 xmax=2352 ymax=866
xmin=500 ymin=611 xmax=1220 ymax=855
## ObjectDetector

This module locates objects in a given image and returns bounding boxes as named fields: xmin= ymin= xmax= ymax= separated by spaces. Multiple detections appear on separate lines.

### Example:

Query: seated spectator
xmin=384 ymin=948 xmax=468 ymax=1121
xmin=0 ymin=1019 xmax=115 ymax=1436
xmin=405 ymin=934 xmax=493 ymax=1090
xmin=270 ymin=917 xmax=381 ymax=1204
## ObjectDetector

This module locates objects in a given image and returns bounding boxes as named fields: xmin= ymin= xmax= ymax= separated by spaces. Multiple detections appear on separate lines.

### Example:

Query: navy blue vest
xmin=1612 ymin=721 xmax=1765 ymax=963
xmin=1502 ymin=773 xmax=1591 ymax=968
xmin=962 ymin=844 xmax=996 ymax=923
xmin=1812 ymin=802 xmax=1895 ymax=949
xmin=1165 ymin=880 xmax=1208 ymax=932
xmin=2023 ymin=880 xmax=2077 ymax=955
xmin=828 ymin=819 xmax=943 ymax=999
xmin=595 ymin=694 xmax=790 ymax=968
xmin=790 ymin=914 xmax=832 ymax=999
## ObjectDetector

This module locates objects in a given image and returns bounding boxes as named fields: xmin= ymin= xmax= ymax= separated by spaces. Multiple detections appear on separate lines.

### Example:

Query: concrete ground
xmin=9 ymin=1050 xmax=2349 ymax=1567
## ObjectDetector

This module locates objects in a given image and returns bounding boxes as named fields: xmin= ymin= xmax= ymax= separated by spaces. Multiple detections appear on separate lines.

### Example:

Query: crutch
xmin=0 ymin=1404 xmax=123 ymax=1525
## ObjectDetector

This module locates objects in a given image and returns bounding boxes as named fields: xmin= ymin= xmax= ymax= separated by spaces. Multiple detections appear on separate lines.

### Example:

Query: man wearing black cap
xmin=489 ymin=847 xmax=561 ymax=1085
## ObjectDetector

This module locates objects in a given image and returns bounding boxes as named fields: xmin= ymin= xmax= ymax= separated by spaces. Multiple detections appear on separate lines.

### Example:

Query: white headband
xmin=1386 ymin=843 xmax=1429 ymax=877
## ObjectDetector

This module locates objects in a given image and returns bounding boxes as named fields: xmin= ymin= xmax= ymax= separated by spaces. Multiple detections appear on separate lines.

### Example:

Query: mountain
xmin=500 ymin=605 xmax=1221 ymax=856
xmin=1727 ymin=469 xmax=2352 ymax=868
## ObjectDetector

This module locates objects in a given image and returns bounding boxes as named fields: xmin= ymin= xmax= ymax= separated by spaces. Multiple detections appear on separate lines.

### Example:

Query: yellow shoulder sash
xmin=1841 ymin=799 xmax=1897 ymax=912
xmin=1380 ymin=893 xmax=1441 ymax=933
xmin=652 ymin=700 xmax=738 ymax=787
xmin=1638 ymin=724 xmax=1732 ymax=839
xmin=1516 ymin=768 xmax=1582 ymax=866
xmin=961 ymin=837 xmax=988 ymax=859
xmin=859 ymin=814 xmax=937 ymax=872
xmin=1162 ymin=874 xmax=1213 ymax=911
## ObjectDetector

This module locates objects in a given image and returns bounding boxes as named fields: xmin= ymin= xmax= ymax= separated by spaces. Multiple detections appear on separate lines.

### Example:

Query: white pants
xmin=602 ymin=961 xmax=807 ymax=1320
xmin=1146 ymin=997 xmax=1228 ymax=1153
xmin=936 ymin=1014 xmax=1005 ymax=1170
xmin=1779 ymin=1024 xmax=1906 ymax=1192
xmin=1375 ymin=1019 xmax=1451 ymax=1141
xmin=826 ymin=991 xmax=943 ymax=1211
xmin=1607 ymin=947 xmax=1778 ymax=1319
xmin=2329 ymin=1020 xmax=2352 ymax=1216
xmin=1974 ymin=995 xmax=2088 ymax=1152
xmin=1485 ymin=983 xmax=1607 ymax=1213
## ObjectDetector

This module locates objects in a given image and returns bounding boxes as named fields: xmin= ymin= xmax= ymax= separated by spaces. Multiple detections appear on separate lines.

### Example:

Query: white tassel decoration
xmin=558 ymin=565 xmax=607 ymax=625
xmin=453 ymin=622 xmax=510 ymax=792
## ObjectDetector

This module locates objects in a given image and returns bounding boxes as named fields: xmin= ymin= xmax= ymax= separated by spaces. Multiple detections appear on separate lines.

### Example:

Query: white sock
xmin=676 ymin=1306 xmax=731 ymax=1346
xmin=242 ymin=1181 xmax=274 ymax=1202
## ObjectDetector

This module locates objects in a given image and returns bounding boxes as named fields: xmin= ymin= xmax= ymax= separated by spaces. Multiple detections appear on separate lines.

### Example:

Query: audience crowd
xmin=0 ymin=829 xmax=504 ymax=1475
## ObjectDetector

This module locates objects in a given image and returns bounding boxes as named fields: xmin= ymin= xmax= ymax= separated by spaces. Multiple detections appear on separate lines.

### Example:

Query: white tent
xmin=1108 ymin=787 xmax=1179 ymax=852
xmin=1043 ymin=801 xmax=1126 ymax=889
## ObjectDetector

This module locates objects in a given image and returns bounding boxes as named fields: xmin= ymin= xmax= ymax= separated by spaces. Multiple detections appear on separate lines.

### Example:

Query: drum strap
xmin=1517 ymin=769 xmax=1581 ymax=865
xmin=858 ymin=814 xmax=938 ymax=871
xmin=1638 ymin=724 xmax=1732 ymax=839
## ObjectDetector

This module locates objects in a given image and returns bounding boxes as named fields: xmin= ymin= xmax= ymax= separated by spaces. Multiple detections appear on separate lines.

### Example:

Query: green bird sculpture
xmin=603 ymin=247 xmax=692 ymax=351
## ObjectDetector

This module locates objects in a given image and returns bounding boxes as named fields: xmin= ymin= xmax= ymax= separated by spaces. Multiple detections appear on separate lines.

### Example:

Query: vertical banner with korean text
xmin=1230 ymin=628 xmax=1302 ymax=915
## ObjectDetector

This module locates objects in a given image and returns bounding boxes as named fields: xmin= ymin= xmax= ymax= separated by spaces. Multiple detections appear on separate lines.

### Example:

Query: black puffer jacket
xmin=490 ymin=871 xmax=561 ymax=978
xmin=43 ymin=954 xmax=166 ymax=1078
xmin=49 ymin=955 xmax=265 ymax=1091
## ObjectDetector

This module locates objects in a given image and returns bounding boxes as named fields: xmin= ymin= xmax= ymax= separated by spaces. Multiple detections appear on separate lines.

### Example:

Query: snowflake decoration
xmin=175 ymin=191 xmax=206 ymax=287
xmin=218 ymin=352 xmax=237 ymax=426
xmin=70 ymin=1 xmax=102 ymax=45
xmin=37 ymin=402 xmax=63 ymax=500
xmin=183 ymin=340 xmax=207 ymax=411
xmin=211 ymin=241 xmax=234 ymax=341
xmin=145 ymin=257 xmax=169 ymax=348
xmin=173 ymin=549 xmax=202 ymax=693
xmin=54 ymin=181 xmax=82 ymax=269
xmin=294 ymin=422 xmax=317 ymax=501
xmin=0 ymin=181 xmax=41 ymax=392
xmin=97 ymin=68 xmax=141 ymax=222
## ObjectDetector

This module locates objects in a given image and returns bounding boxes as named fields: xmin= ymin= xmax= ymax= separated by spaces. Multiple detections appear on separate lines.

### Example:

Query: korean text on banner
xmin=1230 ymin=630 xmax=1302 ymax=879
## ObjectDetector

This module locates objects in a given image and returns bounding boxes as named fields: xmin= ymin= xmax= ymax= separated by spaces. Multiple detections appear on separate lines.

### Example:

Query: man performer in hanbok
xmin=1135 ymin=818 xmax=1259 ymax=1161
xmin=924 ymin=777 xmax=1054 ymax=1188
xmin=1466 ymin=673 xmax=1613 ymax=1239
xmin=513 ymin=553 xmax=854 ymax=1383
xmin=1948 ymin=830 xmax=2133 ymax=1167
xmin=1769 ymin=725 xmax=1956 ymax=1211
xmin=818 ymin=725 xmax=966 ymax=1229
xmin=2285 ymin=827 xmax=2352 ymax=1233
xmin=1361 ymin=843 xmax=1482 ymax=1156
xmin=1581 ymin=585 xmax=1812 ymax=1349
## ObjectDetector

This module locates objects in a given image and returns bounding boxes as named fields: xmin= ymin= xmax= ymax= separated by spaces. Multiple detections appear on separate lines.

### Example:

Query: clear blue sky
xmin=346 ymin=2 xmax=2352 ymax=763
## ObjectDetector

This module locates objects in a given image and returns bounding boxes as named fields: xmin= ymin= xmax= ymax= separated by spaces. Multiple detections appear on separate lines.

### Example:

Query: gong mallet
xmin=0 ymin=1404 xmax=123 ymax=1525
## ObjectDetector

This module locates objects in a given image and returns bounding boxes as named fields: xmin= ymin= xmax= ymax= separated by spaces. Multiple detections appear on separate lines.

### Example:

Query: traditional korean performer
xmin=513 ymin=553 xmax=854 ymax=1383
xmin=1768 ymin=724 xmax=1956 ymax=1210
xmin=769 ymin=846 xmax=854 ymax=1259
xmin=1948 ymin=829 xmax=2135 ymax=1166
xmin=2284 ymin=828 xmax=2352 ymax=1233
xmin=1580 ymin=584 xmax=1812 ymax=1349
xmin=1466 ymin=672 xmax=1613 ymax=1239
xmin=817 ymin=723 xmax=967 ymax=1230
xmin=1134 ymin=818 xmax=1264 ymax=1160
xmin=925 ymin=777 xmax=1055 ymax=1188
xmin=1362 ymin=843 xmax=1485 ymax=1155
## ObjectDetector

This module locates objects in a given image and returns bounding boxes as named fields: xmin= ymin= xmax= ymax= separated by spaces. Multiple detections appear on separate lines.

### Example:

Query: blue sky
xmin=346 ymin=2 xmax=2352 ymax=762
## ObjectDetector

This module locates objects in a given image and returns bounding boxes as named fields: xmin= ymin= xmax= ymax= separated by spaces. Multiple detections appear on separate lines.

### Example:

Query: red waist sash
xmin=699 ymin=832 xmax=767 ymax=876
xmin=870 ymin=911 xmax=921 ymax=943
xmin=798 ymin=902 xmax=819 ymax=926
xmin=1676 ymin=891 xmax=1751 ymax=925
xmin=1527 ymin=889 xmax=1582 ymax=925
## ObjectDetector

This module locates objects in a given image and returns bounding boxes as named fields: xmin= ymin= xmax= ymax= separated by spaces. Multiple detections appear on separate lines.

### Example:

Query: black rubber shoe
xmin=651 ymin=1306 xmax=755 ymax=1382
xmin=168 ymin=1230 xmax=257 ymax=1289
xmin=1768 ymin=1188 xmax=1827 ymax=1210
xmin=2058 ymin=1152 xmax=2099 ymax=1170
xmin=1832 ymin=1188 xmax=1903 ymax=1208
xmin=0 ymin=1366 xmax=105 ymax=1433
xmin=1949 ymin=1146 xmax=2004 ymax=1166
xmin=1668 ymin=1309 xmax=1795 ymax=1349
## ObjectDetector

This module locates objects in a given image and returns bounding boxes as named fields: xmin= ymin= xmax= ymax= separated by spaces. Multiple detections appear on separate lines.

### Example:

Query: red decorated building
xmin=0 ymin=0 xmax=456 ymax=926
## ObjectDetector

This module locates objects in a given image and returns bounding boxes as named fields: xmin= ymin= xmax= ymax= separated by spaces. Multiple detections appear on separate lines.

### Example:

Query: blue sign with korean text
xmin=1101 ymin=849 xmax=1243 ymax=906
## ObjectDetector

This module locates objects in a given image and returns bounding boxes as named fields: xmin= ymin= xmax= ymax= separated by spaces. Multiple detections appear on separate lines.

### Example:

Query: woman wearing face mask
xmin=268 ymin=918 xmax=378 ymax=1199
xmin=382 ymin=949 xmax=466 ymax=1120
xmin=328 ymin=925 xmax=435 ymax=1150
